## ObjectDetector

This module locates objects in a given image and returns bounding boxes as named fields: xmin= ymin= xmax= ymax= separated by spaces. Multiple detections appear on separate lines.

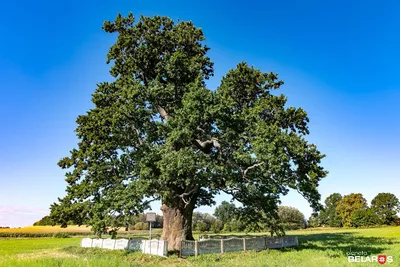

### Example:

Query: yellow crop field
xmin=0 ymin=225 xmax=162 ymax=239
xmin=0 ymin=225 xmax=92 ymax=233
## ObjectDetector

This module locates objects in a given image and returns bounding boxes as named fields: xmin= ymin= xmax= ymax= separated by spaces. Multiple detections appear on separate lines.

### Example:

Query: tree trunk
xmin=160 ymin=201 xmax=195 ymax=251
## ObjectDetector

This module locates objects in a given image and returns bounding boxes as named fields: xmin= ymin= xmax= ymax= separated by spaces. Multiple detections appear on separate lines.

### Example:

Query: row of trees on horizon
xmin=33 ymin=202 xmax=305 ymax=234
xmin=33 ymin=192 xmax=400 ymax=234
xmin=308 ymin=192 xmax=400 ymax=228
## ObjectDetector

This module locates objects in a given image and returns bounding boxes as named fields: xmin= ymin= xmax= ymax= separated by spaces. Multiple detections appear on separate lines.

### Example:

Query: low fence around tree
xmin=81 ymin=238 xmax=168 ymax=257
xmin=180 ymin=236 xmax=298 ymax=257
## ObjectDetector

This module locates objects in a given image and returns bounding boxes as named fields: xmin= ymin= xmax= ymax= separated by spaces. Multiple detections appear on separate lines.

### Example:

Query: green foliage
xmin=226 ymin=219 xmax=246 ymax=232
xmin=319 ymin=193 xmax=343 ymax=227
xmin=153 ymin=214 xmax=164 ymax=228
xmin=33 ymin=216 xmax=54 ymax=226
xmin=192 ymin=212 xmax=216 ymax=232
xmin=277 ymin=206 xmax=305 ymax=230
xmin=125 ymin=214 xmax=163 ymax=230
xmin=371 ymin=193 xmax=400 ymax=225
xmin=52 ymin=232 xmax=71 ymax=238
xmin=210 ymin=220 xmax=223 ymax=233
xmin=222 ymin=223 xmax=231 ymax=232
xmin=351 ymin=208 xmax=381 ymax=228
xmin=213 ymin=201 xmax=237 ymax=224
xmin=133 ymin=222 xmax=149 ymax=231
xmin=307 ymin=213 xmax=321 ymax=228
xmin=195 ymin=222 xmax=208 ymax=232
xmin=307 ymin=192 xmax=400 ymax=229
xmin=336 ymin=193 xmax=368 ymax=227
xmin=34 ymin=215 xmax=88 ymax=227
xmin=50 ymin=13 xmax=327 ymax=239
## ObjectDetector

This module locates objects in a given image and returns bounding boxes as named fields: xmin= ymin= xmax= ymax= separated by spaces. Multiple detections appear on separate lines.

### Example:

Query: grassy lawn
xmin=0 ymin=227 xmax=399 ymax=266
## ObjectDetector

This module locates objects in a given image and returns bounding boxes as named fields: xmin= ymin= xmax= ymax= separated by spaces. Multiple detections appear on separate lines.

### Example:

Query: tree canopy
xmin=50 ymin=13 xmax=327 ymax=250
xmin=277 ymin=206 xmax=305 ymax=230
xmin=351 ymin=208 xmax=381 ymax=228
xmin=213 ymin=201 xmax=237 ymax=224
xmin=336 ymin=193 xmax=367 ymax=227
xmin=319 ymin=193 xmax=342 ymax=227
xmin=371 ymin=193 xmax=400 ymax=225
xmin=33 ymin=216 xmax=53 ymax=226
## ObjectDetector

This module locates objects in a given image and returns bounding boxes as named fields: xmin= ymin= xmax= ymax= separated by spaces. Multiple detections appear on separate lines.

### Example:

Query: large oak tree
xmin=50 ymin=13 xmax=327 ymax=250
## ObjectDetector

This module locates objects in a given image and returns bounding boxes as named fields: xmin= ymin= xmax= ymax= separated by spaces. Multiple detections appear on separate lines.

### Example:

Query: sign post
xmin=146 ymin=212 xmax=156 ymax=240
xmin=146 ymin=212 xmax=156 ymax=256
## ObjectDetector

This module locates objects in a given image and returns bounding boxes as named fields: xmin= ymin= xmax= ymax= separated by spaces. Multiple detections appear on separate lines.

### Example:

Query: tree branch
xmin=196 ymin=126 xmax=206 ymax=133
xmin=134 ymin=128 xmax=144 ymax=145
xmin=175 ymin=186 xmax=199 ymax=208
xmin=175 ymin=186 xmax=199 ymax=198
xmin=218 ymin=187 xmax=241 ymax=192
xmin=241 ymin=162 xmax=265 ymax=178
xmin=156 ymin=106 xmax=169 ymax=121
xmin=181 ymin=197 xmax=189 ymax=207
xmin=194 ymin=137 xmax=220 ymax=153
xmin=142 ymin=198 xmax=160 ymax=207
xmin=120 ymin=109 xmax=144 ymax=145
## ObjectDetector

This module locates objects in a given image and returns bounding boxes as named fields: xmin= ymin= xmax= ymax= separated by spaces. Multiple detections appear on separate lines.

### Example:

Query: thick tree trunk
xmin=160 ymin=201 xmax=195 ymax=251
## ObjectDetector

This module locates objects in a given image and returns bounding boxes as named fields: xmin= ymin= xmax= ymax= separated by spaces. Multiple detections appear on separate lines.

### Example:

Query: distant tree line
xmin=35 ymin=192 xmax=398 ymax=232
xmin=308 ymin=192 xmax=400 ymax=228
xmin=34 ymin=202 xmax=307 ymax=234
xmin=193 ymin=202 xmax=306 ymax=233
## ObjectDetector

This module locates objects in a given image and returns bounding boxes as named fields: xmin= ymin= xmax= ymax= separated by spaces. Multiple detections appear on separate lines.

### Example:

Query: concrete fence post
xmin=194 ymin=241 xmax=198 ymax=257
xmin=221 ymin=239 xmax=224 ymax=254
xmin=243 ymin=238 xmax=246 ymax=252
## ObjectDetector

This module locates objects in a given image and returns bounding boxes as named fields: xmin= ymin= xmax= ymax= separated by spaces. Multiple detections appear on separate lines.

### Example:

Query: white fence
xmin=181 ymin=236 xmax=298 ymax=257
xmin=81 ymin=238 xmax=168 ymax=257
xmin=141 ymin=240 xmax=169 ymax=257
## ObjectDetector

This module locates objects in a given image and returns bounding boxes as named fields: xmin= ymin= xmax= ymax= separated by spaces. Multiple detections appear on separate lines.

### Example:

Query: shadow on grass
xmin=289 ymin=232 xmax=400 ymax=257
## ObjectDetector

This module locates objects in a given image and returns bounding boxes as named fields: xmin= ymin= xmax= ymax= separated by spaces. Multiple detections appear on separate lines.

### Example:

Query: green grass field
xmin=1 ymin=227 xmax=399 ymax=266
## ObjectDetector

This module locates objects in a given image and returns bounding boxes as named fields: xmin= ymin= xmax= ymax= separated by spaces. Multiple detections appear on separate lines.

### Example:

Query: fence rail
xmin=180 ymin=236 xmax=298 ymax=257
xmin=199 ymin=234 xmax=262 ymax=240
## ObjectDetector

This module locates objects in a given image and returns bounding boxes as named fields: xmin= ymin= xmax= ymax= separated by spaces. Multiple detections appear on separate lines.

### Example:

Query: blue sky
xmin=1 ymin=0 xmax=400 ymax=227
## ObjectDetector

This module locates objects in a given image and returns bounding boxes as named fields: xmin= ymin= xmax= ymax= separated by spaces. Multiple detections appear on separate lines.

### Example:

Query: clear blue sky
xmin=1 ymin=0 xmax=400 ymax=227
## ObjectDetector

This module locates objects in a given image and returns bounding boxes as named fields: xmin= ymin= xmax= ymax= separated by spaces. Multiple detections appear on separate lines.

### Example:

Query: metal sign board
xmin=146 ymin=212 xmax=156 ymax=222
